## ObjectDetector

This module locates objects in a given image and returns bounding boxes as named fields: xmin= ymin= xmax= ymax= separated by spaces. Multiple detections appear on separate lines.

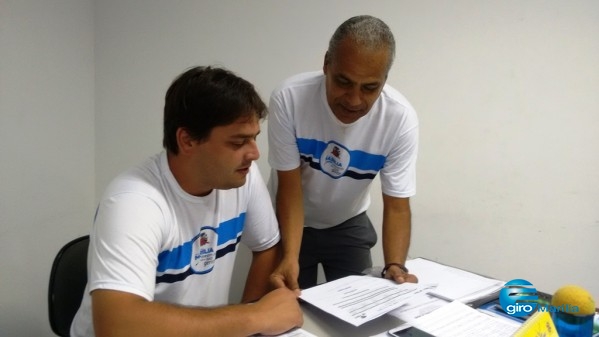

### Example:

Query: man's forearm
xmin=275 ymin=168 xmax=305 ymax=260
xmin=382 ymin=218 xmax=411 ymax=265
xmin=381 ymin=195 xmax=412 ymax=265
xmin=92 ymin=290 xmax=291 ymax=337
xmin=276 ymin=198 xmax=304 ymax=261
xmin=242 ymin=245 xmax=280 ymax=303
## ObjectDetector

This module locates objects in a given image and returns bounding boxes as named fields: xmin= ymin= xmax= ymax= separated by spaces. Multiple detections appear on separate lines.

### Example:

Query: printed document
xmin=299 ymin=275 xmax=428 ymax=326
xmin=412 ymin=300 xmax=520 ymax=337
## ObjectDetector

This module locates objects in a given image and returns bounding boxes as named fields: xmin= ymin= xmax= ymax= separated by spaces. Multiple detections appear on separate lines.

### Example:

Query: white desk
xmin=300 ymin=301 xmax=405 ymax=337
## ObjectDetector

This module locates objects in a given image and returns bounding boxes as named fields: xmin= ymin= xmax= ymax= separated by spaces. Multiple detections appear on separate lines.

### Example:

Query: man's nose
xmin=246 ymin=140 xmax=260 ymax=161
xmin=344 ymin=87 xmax=362 ymax=106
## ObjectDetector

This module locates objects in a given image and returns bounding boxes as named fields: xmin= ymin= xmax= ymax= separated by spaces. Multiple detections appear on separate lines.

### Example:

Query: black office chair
xmin=48 ymin=235 xmax=89 ymax=337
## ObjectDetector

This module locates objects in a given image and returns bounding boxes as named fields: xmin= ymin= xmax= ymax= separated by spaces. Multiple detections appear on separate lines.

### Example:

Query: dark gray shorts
xmin=298 ymin=212 xmax=377 ymax=289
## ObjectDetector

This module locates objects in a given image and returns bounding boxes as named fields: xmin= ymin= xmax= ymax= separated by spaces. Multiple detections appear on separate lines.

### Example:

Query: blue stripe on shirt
xmin=156 ymin=213 xmax=246 ymax=273
xmin=297 ymin=138 xmax=386 ymax=172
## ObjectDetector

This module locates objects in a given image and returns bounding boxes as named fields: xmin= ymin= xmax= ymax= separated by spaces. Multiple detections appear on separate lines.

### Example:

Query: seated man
xmin=71 ymin=66 xmax=303 ymax=337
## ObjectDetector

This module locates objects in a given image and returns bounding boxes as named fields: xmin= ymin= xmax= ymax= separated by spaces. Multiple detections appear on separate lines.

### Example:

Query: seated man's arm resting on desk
xmin=270 ymin=168 xmax=303 ymax=292
xmin=382 ymin=194 xmax=418 ymax=284
xmin=92 ymin=287 xmax=302 ymax=337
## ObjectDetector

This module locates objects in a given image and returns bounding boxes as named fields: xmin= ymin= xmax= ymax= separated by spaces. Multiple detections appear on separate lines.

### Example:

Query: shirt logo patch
xmin=191 ymin=227 xmax=217 ymax=273
xmin=320 ymin=141 xmax=350 ymax=178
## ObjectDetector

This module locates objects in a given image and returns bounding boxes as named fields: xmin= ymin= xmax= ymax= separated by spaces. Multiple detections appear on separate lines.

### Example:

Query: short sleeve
xmin=240 ymin=164 xmax=280 ymax=251
xmin=88 ymin=192 xmax=165 ymax=301
xmin=268 ymin=90 xmax=301 ymax=171
xmin=380 ymin=124 xmax=419 ymax=198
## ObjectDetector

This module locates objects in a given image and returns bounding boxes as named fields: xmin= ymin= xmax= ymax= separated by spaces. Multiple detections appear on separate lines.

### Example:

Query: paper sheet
xmin=412 ymin=301 xmax=520 ymax=337
xmin=388 ymin=291 xmax=448 ymax=322
xmin=299 ymin=275 xmax=428 ymax=326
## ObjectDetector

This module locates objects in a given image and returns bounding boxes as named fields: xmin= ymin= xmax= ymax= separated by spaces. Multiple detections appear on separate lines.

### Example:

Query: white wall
xmin=1 ymin=1 xmax=597 ymax=335
xmin=0 ymin=0 xmax=95 ymax=336
xmin=94 ymin=0 xmax=599 ymax=301
xmin=395 ymin=0 xmax=599 ymax=298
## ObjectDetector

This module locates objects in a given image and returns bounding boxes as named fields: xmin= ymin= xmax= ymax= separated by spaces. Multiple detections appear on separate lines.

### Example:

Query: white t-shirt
xmin=268 ymin=71 xmax=419 ymax=229
xmin=71 ymin=151 xmax=279 ymax=337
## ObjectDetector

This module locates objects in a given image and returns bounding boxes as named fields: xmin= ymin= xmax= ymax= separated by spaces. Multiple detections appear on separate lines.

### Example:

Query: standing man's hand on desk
xmin=381 ymin=262 xmax=419 ymax=284
xmin=270 ymin=257 xmax=301 ymax=295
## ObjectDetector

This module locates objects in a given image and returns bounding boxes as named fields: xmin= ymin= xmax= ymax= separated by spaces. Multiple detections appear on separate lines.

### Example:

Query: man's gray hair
xmin=328 ymin=15 xmax=396 ymax=72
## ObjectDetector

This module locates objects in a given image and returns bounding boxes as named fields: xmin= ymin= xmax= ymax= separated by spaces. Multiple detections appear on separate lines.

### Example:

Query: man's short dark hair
xmin=163 ymin=66 xmax=267 ymax=154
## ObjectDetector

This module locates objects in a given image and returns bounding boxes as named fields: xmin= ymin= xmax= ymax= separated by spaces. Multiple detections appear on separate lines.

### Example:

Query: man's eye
xmin=336 ymin=78 xmax=351 ymax=87
xmin=362 ymin=82 xmax=380 ymax=90
xmin=231 ymin=139 xmax=252 ymax=148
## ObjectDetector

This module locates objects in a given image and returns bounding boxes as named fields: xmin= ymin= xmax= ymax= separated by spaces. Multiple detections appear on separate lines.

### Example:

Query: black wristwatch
xmin=381 ymin=263 xmax=409 ymax=278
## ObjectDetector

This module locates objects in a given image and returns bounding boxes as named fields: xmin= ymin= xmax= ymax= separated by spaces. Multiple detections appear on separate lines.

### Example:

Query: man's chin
xmin=221 ymin=177 xmax=247 ymax=190
xmin=332 ymin=108 xmax=366 ymax=124
xmin=335 ymin=113 xmax=363 ymax=124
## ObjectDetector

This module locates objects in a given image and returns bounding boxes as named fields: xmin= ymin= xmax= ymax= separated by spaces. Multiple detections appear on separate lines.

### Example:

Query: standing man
xmin=268 ymin=15 xmax=419 ymax=290
xmin=71 ymin=66 xmax=303 ymax=337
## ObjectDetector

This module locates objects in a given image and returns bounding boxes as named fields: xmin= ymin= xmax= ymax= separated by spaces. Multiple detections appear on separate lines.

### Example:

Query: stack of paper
xmin=387 ymin=258 xmax=505 ymax=323
xmin=298 ymin=258 xmax=508 ymax=333
xmin=406 ymin=258 xmax=504 ymax=303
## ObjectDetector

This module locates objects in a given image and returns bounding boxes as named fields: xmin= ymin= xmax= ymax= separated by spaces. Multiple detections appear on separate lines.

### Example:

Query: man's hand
xmin=270 ymin=258 xmax=300 ymax=294
xmin=253 ymin=287 xmax=303 ymax=335
xmin=383 ymin=264 xmax=419 ymax=284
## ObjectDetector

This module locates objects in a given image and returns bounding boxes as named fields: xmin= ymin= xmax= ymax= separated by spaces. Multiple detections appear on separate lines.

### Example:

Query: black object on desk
xmin=388 ymin=325 xmax=436 ymax=337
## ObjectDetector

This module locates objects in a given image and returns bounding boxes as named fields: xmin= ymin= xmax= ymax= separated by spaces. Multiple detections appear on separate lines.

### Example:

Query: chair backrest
xmin=48 ymin=235 xmax=89 ymax=337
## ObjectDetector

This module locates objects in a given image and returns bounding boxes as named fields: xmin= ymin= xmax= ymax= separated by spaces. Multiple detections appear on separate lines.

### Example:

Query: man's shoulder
xmin=273 ymin=71 xmax=323 ymax=93
xmin=381 ymin=83 xmax=410 ymax=104
xmin=378 ymin=83 xmax=418 ymax=116
xmin=103 ymin=153 xmax=165 ymax=199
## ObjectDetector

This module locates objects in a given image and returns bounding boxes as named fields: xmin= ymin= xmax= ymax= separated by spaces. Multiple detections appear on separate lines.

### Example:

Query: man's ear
xmin=323 ymin=52 xmax=330 ymax=73
xmin=176 ymin=127 xmax=195 ymax=154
